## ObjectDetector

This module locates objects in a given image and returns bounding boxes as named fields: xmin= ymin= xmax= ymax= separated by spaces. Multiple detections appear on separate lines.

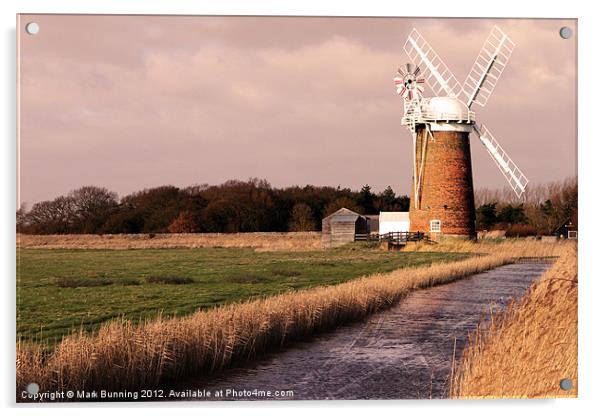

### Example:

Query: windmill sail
xmin=463 ymin=26 xmax=515 ymax=108
xmin=403 ymin=28 xmax=464 ymax=98
xmin=473 ymin=124 xmax=528 ymax=198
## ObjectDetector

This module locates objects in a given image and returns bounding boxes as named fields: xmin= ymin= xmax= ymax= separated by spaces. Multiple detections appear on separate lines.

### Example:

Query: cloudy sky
xmin=18 ymin=15 xmax=577 ymax=206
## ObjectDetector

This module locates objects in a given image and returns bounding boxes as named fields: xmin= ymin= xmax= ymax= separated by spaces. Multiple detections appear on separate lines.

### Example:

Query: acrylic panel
xmin=16 ymin=14 xmax=577 ymax=402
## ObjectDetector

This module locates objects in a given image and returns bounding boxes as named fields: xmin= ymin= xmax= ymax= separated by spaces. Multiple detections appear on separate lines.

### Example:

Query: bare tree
xmin=288 ymin=203 xmax=316 ymax=231
xmin=26 ymin=196 xmax=77 ymax=234
xmin=16 ymin=203 xmax=27 ymax=232
xmin=69 ymin=186 xmax=118 ymax=233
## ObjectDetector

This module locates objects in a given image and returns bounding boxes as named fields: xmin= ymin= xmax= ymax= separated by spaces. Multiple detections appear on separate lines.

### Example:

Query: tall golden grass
xmin=17 ymin=232 xmax=569 ymax=256
xmin=16 ymin=232 xmax=322 ymax=251
xmin=451 ymin=242 xmax=577 ymax=398
xmin=18 ymin=252 xmax=516 ymax=396
xmin=405 ymin=237 xmax=569 ymax=258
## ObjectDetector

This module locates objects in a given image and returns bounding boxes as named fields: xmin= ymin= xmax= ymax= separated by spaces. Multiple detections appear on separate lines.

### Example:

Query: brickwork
xmin=409 ymin=126 xmax=476 ymax=238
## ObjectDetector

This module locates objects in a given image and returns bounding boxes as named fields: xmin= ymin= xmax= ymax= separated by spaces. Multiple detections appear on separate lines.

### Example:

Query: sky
xmin=17 ymin=15 xmax=577 ymax=206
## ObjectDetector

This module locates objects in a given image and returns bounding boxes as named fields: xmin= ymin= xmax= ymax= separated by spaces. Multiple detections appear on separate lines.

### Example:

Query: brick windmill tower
xmin=395 ymin=26 xmax=528 ymax=239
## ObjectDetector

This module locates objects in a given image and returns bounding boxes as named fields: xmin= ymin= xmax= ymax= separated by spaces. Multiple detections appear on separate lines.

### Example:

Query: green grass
xmin=16 ymin=245 xmax=470 ymax=345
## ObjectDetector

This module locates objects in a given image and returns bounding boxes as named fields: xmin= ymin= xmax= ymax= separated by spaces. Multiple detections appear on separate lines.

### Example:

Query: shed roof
xmin=379 ymin=212 xmax=410 ymax=222
xmin=325 ymin=207 xmax=362 ymax=220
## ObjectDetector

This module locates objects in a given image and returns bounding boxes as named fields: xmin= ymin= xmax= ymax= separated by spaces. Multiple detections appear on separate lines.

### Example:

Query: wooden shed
xmin=321 ymin=208 xmax=367 ymax=247
xmin=364 ymin=215 xmax=380 ymax=235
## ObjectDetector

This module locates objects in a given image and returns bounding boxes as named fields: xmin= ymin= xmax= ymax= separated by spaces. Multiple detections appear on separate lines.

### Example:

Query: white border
xmin=2 ymin=1 xmax=600 ymax=415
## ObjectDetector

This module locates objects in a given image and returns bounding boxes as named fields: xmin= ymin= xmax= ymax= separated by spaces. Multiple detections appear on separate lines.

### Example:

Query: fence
xmin=354 ymin=231 xmax=434 ymax=245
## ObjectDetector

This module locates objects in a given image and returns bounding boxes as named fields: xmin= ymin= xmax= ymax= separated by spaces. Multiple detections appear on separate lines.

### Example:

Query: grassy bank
xmin=451 ymin=242 xmax=577 ymax=398
xmin=17 ymin=251 xmax=514 ymax=397
xmin=17 ymin=246 xmax=468 ymax=344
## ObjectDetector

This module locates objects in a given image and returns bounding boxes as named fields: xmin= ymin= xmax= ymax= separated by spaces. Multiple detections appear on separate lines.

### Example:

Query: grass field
xmin=17 ymin=245 xmax=469 ymax=344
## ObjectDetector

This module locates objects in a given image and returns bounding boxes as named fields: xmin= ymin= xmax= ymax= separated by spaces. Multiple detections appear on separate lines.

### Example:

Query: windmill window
xmin=430 ymin=220 xmax=441 ymax=233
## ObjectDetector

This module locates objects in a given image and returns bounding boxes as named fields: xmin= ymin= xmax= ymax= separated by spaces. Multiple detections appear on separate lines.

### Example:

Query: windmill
xmin=395 ymin=26 xmax=528 ymax=238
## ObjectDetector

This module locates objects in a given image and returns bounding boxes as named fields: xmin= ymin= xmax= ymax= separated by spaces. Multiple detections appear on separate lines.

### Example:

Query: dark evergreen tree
xmin=498 ymin=204 xmax=528 ymax=224
xmin=358 ymin=185 xmax=376 ymax=214
xmin=476 ymin=203 xmax=498 ymax=230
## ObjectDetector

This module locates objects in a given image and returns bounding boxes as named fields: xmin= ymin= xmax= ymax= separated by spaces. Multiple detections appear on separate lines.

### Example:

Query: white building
xmin=378 ymin=212 xmax=410 ymax=235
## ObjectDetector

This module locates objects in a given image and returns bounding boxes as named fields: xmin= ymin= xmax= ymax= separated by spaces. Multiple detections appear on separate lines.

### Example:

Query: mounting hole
xmin=26 ymin=382 xmax=40 ymax=395
xmin=559 ymin=378 xmax=573 ymax=390
xmin=25 ymin=22 xmax=39 ymax=35
xmin=559 ymin=26 xmax=572 ymax=39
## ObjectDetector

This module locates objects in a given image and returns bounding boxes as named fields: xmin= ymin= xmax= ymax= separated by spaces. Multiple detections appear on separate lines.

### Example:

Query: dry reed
xmin=16 ymin=232 xmax=322 ymax=251
xmin=17 ymin=252 xmax=515 ymax=397
xmin=450 ymin=242 xmax=577 ymax=398
xmin=18 ymin=233 xmax=569 ymax=256
xmin=404 ymin=237 xmax=569 ymax=258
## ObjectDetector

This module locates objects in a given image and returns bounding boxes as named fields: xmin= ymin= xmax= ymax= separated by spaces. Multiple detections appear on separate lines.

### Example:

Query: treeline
xmin=474 ymin=177 xmax=577 ymax=236
xmin=16 ymin=179 xmax=409 ymax=235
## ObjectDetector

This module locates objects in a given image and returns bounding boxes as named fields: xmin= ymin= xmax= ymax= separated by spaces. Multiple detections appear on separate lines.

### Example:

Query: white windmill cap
xmin=423 ymin=97 xmax=472 ymax=122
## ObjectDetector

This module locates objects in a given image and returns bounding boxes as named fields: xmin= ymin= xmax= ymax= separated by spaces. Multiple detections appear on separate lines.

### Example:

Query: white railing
xmin=401 ymin=99 xmax=475 ymax=129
